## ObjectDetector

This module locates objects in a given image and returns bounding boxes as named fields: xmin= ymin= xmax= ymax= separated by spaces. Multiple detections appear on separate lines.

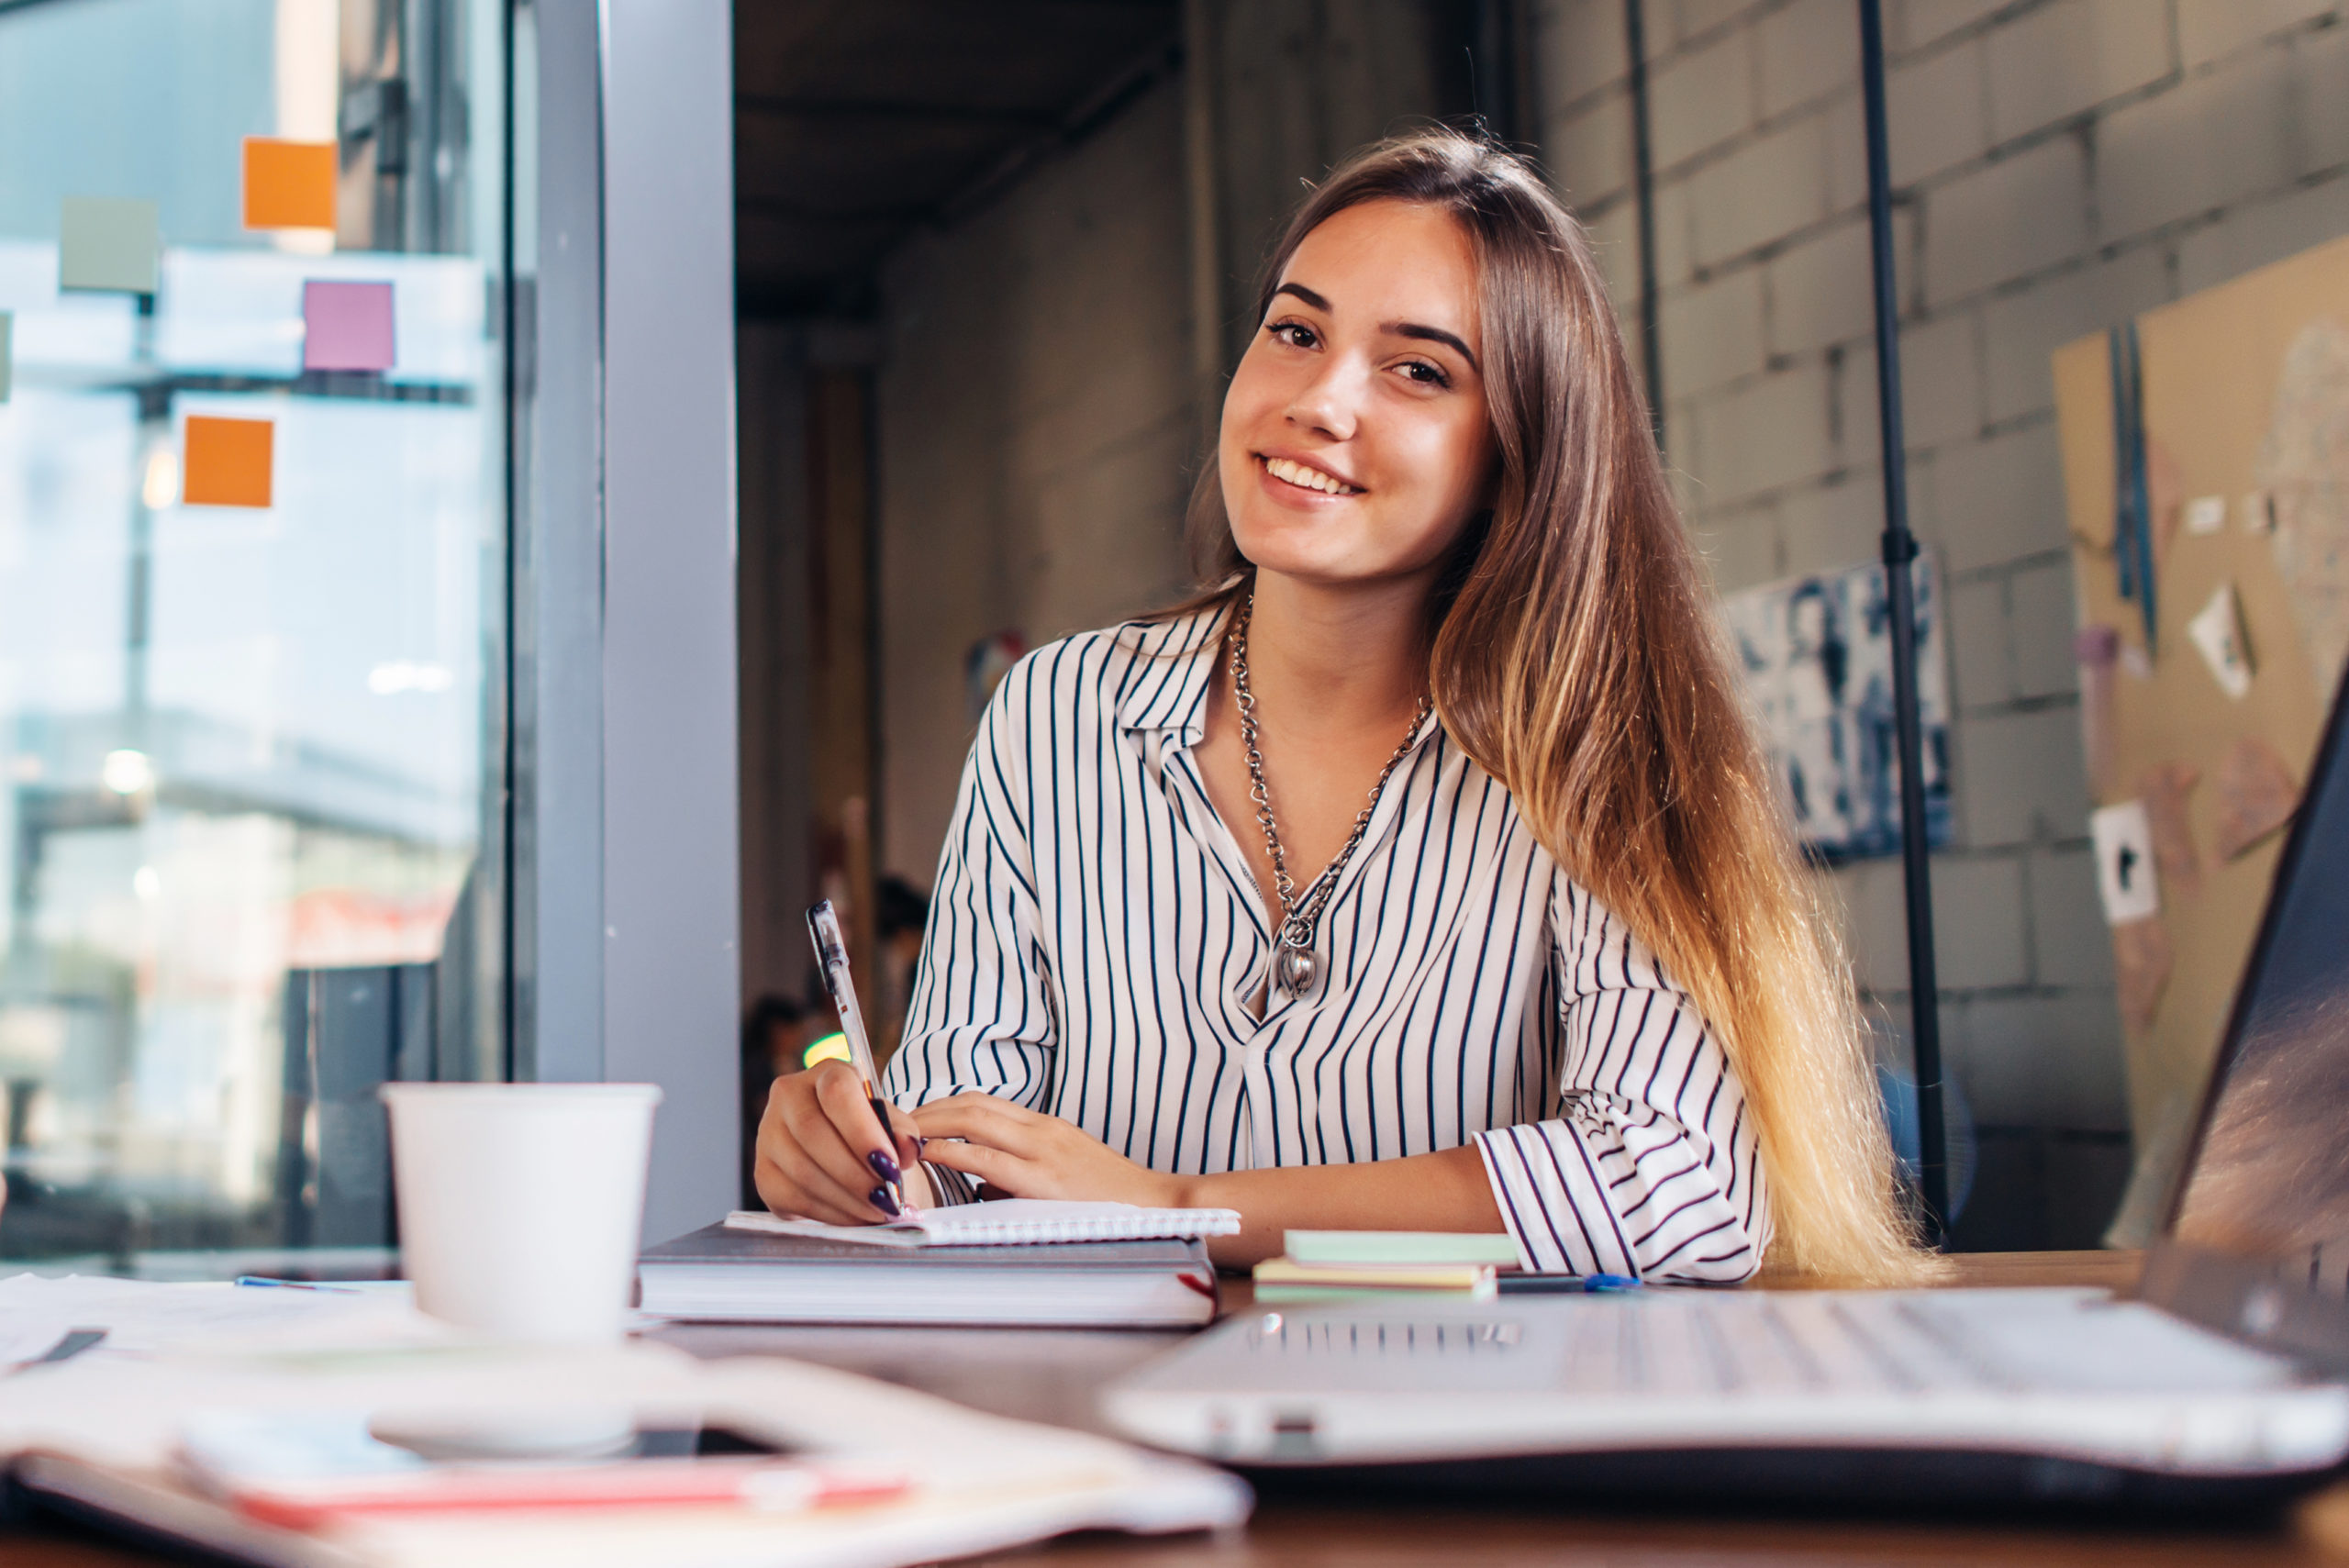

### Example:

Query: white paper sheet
xmin=0 ymin=1273 xmax=433 ymax=1364
xmin=3 ymin=1330 xmax=1250 ymax=1567
xmin=2090 ymin=800 xmax=2161 ymax=924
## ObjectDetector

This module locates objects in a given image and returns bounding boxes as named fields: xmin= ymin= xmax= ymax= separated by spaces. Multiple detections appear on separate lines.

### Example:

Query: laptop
xmin=1102 ymin=670 xmax=2349 ymax=1511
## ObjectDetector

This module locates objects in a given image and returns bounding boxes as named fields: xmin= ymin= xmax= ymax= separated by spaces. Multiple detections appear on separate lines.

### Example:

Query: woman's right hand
xmin=752 ymin=1060 xmax=929 ymax=1223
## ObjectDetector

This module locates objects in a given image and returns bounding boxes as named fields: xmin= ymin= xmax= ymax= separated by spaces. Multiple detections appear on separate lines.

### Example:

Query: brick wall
xmin=872 ymin=80 xmax=1197 ymax=888
xmin=871 ymin=6 xmax=1465 ymax=890
xmin=1532 ymin=0 xmax=2349 ymax=1218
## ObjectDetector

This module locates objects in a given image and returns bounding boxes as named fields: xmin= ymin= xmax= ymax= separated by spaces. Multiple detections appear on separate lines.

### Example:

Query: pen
xmin=1496 ymin=1273 xmax=1643 ymax=1295
xmin=234 ymin=1276 xmax=364 ymax=1294
xmin=8 ymin=1327 xmax=106 ymax=1373
xmin=805 ymin=899 xmax=908 ymax=1217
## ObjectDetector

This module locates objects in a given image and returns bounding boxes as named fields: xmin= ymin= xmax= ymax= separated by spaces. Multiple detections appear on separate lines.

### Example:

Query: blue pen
xmin=233 ymin=1275 xmax=362 ymax=1294
xmin=1496 ymin=1272 xmax=1643 ymax=1295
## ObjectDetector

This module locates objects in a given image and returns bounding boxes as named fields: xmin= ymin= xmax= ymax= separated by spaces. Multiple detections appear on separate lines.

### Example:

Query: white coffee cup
xmin=380 ymin=1083 xmax=662 ymax=1344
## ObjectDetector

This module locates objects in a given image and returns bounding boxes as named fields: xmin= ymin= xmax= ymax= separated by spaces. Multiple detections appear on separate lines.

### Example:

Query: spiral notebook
xmin=723 ymin=1198 xmax=1241 ymax=1249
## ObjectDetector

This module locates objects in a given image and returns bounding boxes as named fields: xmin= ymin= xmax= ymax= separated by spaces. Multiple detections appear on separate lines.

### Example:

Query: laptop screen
xmin=2169 ymin=677 xmax=2349 ymax=1271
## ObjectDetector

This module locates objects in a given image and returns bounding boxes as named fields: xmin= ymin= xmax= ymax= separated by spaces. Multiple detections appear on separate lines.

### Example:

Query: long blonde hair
xmin=1182 ymin=128 xmax=1928 ymax=1284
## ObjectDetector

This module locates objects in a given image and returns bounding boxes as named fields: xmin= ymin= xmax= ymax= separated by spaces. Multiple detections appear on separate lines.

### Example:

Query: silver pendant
xmin=1276 ymin=937 xmax=1319 ymax=994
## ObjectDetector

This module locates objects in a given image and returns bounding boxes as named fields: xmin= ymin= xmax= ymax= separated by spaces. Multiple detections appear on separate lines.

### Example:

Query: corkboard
xmin=2052 ymin=233 xmax=2349 ymax=1243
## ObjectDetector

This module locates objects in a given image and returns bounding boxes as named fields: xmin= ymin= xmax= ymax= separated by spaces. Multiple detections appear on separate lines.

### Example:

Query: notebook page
xmin=725 ymin=1199 xmax=1240 ymax=1248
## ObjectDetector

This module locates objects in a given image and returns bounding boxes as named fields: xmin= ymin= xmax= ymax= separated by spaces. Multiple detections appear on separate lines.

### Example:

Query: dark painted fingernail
xmin=869 ymin=1184 xmax=901 ymax=1217
xmin=867 ymin=1150 xmax=901 ymax=1183
xmin=917 ymin=1136 xmax=930 ymax=1150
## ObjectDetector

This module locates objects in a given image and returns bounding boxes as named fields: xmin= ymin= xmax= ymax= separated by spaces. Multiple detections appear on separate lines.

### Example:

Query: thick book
xmin=638 ymin=1221 xmax=1222 ymax=1328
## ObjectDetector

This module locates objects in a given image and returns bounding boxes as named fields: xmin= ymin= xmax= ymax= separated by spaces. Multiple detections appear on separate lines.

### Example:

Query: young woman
xmin=755 ymin=128 xmax=1922 ymax=1284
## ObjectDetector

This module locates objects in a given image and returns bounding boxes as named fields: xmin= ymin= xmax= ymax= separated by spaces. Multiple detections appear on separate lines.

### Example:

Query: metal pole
xmin=1857 ymin=0 xmax=1947 ymax=1241
xmin=1625 ymin=0 xmax=1664 ymax=449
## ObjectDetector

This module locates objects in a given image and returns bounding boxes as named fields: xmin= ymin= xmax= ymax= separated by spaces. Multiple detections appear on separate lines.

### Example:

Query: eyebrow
xmin=1389 ymin=321 xmax=1478 ymax=373
xmin=1269 ymin=283 xmax=1479 ymax=374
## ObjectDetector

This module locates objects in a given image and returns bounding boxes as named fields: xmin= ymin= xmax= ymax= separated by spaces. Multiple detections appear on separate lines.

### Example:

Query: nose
xmin=1284 ymin=351 xmax=1367 ymax=441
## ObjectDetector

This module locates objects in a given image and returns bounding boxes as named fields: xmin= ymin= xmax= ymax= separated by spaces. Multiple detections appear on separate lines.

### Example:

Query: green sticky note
xmin=61 ymin=196 xmax=160 ymax=295
xmin=1284 ymin=1230 xmax=1524 ymax=1266
xmin=0 ymin=313 xmax=10 ymax=404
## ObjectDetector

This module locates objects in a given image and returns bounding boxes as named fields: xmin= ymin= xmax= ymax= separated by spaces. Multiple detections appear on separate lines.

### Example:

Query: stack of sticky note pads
xmin=1252 ymin=1230 xmax=1522 ymax=1303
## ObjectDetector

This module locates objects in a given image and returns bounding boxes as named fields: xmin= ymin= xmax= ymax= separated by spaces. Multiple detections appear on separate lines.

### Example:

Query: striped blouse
xmin=880 ymin=608 xmax=1768 ymax=1283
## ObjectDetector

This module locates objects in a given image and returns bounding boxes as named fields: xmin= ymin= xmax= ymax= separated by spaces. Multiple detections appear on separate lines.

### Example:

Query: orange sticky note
xmin=242 ymin=139 xmax=337 ymax=230
xmin=183 ymin=416 xmax=274 ymax=508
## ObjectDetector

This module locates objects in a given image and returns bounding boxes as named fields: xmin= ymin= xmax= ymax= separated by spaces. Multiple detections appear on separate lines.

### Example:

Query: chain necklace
xmin=1228 ymin=594 xmax=1432 ymax=995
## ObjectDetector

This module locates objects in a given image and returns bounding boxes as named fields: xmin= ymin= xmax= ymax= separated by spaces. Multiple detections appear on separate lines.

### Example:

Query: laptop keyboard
xmin=1464 ymin=1292 xmax=2009 ymax=1396
xmin=1228 ymin=1290 xmax=2296 ymax=1398
xmin=1243 ymin=1294 xmax=2009 ymax=1395
xmin=1657 ymin=1293 xmax=2005 ymax=1396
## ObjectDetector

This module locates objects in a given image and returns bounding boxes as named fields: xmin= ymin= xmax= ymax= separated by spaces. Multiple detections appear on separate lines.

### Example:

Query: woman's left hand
xmin=910 ymin=1094 xmax=1185 ymax=1207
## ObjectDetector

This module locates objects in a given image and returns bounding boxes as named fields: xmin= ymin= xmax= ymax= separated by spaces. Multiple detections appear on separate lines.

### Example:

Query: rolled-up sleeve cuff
xmin=1474 ymin=1122 xmax=1637 ymax=1278
xmin=918 ymin=1162 xmax=982 ymax=1207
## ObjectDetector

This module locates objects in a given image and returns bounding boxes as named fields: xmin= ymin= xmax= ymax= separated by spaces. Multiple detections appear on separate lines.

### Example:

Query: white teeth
xmin=1264 ymin=456 xmax=1354 ymax=495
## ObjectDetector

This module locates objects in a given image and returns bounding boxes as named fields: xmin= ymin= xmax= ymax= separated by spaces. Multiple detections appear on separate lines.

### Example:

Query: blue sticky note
xmin=61 ymin=196 xmax=160 ymax=295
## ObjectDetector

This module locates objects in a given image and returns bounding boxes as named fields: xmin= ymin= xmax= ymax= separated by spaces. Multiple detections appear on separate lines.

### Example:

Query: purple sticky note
xmin=302 ymin=280 xmax=395 ymax=373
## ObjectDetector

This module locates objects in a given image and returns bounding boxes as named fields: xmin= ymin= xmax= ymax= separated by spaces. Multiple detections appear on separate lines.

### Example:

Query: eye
xmin=1266 ymin=319 xmax=1319 ymax=350
xmin=1397 ymin=360 xmax=1450 ymax=388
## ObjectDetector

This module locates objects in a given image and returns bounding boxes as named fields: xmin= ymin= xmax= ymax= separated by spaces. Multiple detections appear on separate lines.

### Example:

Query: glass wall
xmin=0 ymin=0 xmax=509 ymax=1271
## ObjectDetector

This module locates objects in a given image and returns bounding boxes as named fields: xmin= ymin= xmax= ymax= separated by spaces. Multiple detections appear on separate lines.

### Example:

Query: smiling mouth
xmin=1259 ymin=454 xmax=1364 ymax=495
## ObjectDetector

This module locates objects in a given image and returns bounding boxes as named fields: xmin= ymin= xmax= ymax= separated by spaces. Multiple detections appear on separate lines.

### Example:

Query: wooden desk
xmin=15 ymin=1251 xmax=2349 ymax=1566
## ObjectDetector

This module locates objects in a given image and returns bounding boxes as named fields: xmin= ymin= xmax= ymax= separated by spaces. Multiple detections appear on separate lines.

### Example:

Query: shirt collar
xmin=1114 ymin=606 xmax=1230 ymax=744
